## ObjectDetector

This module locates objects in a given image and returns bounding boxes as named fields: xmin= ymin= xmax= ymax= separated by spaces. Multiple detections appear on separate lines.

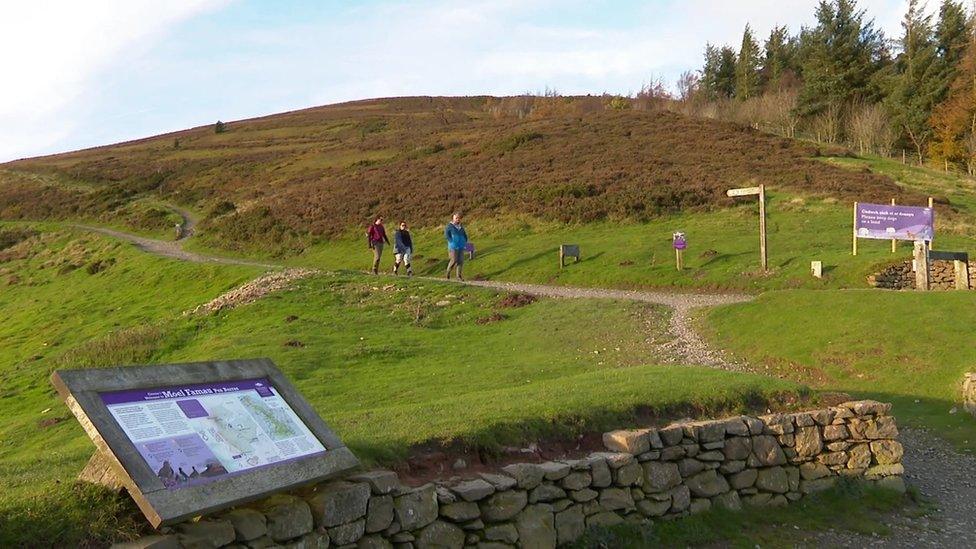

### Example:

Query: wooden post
xmin=811 ymin=261 xmax=823 ymax=278
xmin=914 ymin=240 xmax=930 ymax=291
xmin=759 ymin=184 xmax=767 ymax=271
xmin=675 ymin=248 xmax=683 ymax=271
xmin=928 ymin=196 xmax=934 ymax=251
xmin=954 ymin=260 xmax=970 ymax=290
xmin=852 ymin=201 xmax=859 ymax=256
xmin=891 ymin=198 xmax=897 ymax=254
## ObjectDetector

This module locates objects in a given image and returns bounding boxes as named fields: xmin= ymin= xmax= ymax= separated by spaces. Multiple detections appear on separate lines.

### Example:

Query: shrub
xmin=214 ymin=120 xmax=226 ymax=134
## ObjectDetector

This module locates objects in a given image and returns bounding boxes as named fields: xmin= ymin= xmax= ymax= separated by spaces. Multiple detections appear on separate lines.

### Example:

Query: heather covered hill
xmin=1 ymin=96 xmax=915 ymax=251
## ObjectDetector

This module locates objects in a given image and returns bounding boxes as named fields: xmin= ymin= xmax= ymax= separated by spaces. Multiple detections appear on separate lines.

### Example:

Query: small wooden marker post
xmin=726 ymin=184 xmax=767 ymax=271
xmin=672 ymin=232 xmax=687 ymax=271
xmin=811 ymin=261 xmax=823 ymax=278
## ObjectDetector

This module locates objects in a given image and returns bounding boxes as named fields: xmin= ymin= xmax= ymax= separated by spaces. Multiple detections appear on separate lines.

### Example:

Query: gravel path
xmin=456 ymin=279 xmax=753 ymax=370
xmin=809 ymin=427 xmax=976 ymax=547
xmin=75 ymin=224 xmax=279 ymax=269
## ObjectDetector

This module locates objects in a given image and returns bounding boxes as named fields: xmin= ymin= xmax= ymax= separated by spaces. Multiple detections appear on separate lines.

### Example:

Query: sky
xmin=0 ymin=0 xmax=914 ymax=162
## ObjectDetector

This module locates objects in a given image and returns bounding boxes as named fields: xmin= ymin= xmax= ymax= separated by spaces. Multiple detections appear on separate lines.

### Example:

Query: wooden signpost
xmin=726 ymin=184 xmax=767 ymax=271
xmin=672 ymin=232 xmax=686 ymax=271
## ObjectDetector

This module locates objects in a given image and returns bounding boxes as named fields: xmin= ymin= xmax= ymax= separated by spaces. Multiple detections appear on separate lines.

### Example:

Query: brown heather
xmin=0 ymin=96 xmax=917 ymax=251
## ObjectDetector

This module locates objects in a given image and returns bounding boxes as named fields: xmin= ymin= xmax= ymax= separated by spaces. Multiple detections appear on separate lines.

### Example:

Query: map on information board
xmin=100 ymin=378 xmax=325 ymax=489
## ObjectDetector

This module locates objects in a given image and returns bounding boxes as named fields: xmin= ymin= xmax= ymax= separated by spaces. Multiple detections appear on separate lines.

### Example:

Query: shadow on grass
xmin=571 ymin=478 xmax=917 ymax=549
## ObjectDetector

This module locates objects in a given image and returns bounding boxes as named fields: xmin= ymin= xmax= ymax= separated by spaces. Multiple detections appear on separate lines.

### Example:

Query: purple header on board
xmin=100 ymin=378 xmax=277 ymax=406
xmin=855 ymin=203 xmax=934 ymax=241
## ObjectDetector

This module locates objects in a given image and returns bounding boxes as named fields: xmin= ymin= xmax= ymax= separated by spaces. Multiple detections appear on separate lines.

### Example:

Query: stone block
xmin=358 ymin=534 xmax=393 ymax=549
xmin=479 ymin=490 xmax=528 ymax=522
xmin=689 ymin=498 xmax=711 ymax=514
xmin=799 ymin=462 xmax=831 ymax=480
xmin=729 ymin=468 xmax=758 ymax=490
xmin=366 ymin=495 xmax=395 ymax=533
xmin=800 ymin=477 xmax=836 ymax=494
xmin=222 ymin=508 xmax=267 ymax=542
xmin=685 ymin=470 xmax=729 ymax=498
xmin=177 ymin=519 xmax=237 ymax=548
xmin=415 ymin=520 xmax=464 ymax=549
xmin=516 ymin=504 xmax=556 ymax=549
xmin=484 ymin=523 xmax=518 ymax=543
xmin=669 ymin=485 xmax=691 ymax=512
xmin=328 ymin=519 xmax=366 ymax=546
xmin=865 ymin=464 xmax=904 ymax=478
xmin=722 ymin=437 xmax=751 ymax=461
xmin=560 ymin=471 xmax=591 ymax=491
xmin=308 ymin=482 xmax=371 ymax=528
xmin=529 ymin=484 xmax=566 ymax=503
xmin=750 ymin=435 xmax=786 ymax=466
xmin=678 ymin=458 xmax=705 ymax=478
xmin=823 ymin=424 xmax=848 ymax=441
xmin=450 ymin=479 xmax=495 ymax=502
xmin=478 ymin=473 xmax=517 ymax=491
xmin=847 ymin=444 xmax=872 ymax=469
xmin=636 ymin=498 xmax=671 ymax=517
xmin=569 ymin=488 xmax=598 ymax=502
xmin=394 ymin=485 xmax=439 ymax=531
xmin=598 ymin=487 xmax=635 ymax=511
xmin=586 ymin=512 xmax=624 ymax=528
xmin=642 ymin=461 xmax=681 ymax=492
xmin=603 ymin=430 xmax=650 ymax=455
xmin=711 ymin=490 xmax=742 ymax=511
xmin=555 ymin=505 xmax=585 ymax=546
xmin=658 ymin=425 xmax=684 ymax=446
xmin=870 ymin=440 xmax=904 ymax=465
xmin=755 ymin=467 xmax=788 ymax=494
xmin=794 ymin=426 xmax=823 ymax=458
xmin=439 ymin=501 xmax=480 ymax=522
xmin=613 ymin=462 xmax=642 ymax=487
xmin=587 ymin=457 xmax=612 ymax=488
xmin=501 ymin=463 xmax=545 ymax=489
xmin=350 ymin=471 xmax=400 ymax=495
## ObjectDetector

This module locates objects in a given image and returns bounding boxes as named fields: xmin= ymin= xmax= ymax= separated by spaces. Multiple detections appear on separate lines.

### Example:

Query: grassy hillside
xmin=0 ymin=227 xmax=798 ymax=547
xmin=0 ymin=96 xmax=917 ymax=253
xmin=706 ymin=289 xmax=976 ymax=452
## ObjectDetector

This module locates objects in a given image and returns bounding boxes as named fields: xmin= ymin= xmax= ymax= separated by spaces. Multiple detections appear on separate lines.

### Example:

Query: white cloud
xmin=0 ymin=0 xmax=229 ymax=161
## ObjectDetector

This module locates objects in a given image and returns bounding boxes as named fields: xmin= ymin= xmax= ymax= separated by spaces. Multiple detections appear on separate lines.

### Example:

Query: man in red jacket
xmin=366 ymin=216 xmax=391 ymax=274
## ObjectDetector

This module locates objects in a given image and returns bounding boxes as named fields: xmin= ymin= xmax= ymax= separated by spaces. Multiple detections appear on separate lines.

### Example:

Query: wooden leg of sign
xmin=928 ymin=197 xmax=934 ymax=251
xmin=759 ymin=185 xmax=768 ymax=271
xmin=79 ymin=451 xmax=126 ymax=492
xmin=891 ymin=199 xmax=897 ymax=253
xmin=913 ymin=241 xmax=930 ymax=291
xmin=852 ymin=201 xmax=858 ymax=256
xmin=675 ymin=248 xmax=683 ymax=271
xmin=559 ymin=251 xmax=564 ymax=269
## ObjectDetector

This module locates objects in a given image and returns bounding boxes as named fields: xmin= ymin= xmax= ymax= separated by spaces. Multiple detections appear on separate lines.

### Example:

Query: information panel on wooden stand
xmin=51 ymin=358 xmax=360 ymax=527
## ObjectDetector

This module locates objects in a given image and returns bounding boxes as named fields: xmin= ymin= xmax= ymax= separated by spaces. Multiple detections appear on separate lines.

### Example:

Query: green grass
xmin=0 ymin=228 xmax=798 ymax=547
xmin=706 ymin=289 xmax=976 ymax=452
xmin=177 ymin=154 xmax=976 ymax=293
xmin=574 ymin=479 xmax=913 ymax=548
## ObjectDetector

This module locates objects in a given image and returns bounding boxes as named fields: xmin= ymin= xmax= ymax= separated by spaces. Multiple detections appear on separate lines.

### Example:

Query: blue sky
xmin=0 ymin=0 xmax=909 ymax=162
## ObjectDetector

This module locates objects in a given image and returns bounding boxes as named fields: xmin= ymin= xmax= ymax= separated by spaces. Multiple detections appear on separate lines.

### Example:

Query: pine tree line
xmin=686 ymin=0 xmax=976 ymax=173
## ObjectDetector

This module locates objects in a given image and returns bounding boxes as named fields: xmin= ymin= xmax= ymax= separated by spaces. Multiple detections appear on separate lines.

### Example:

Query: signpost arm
xmin=852 ymin=201 xmax=858 ymax=256
xmin=759 ymin=185 xmax=767 ymax=271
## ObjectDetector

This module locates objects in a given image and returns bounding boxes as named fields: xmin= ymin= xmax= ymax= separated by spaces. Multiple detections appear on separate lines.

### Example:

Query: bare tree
xmin=847 ymin=102 xmax=893 ymax=156
xmin=760 ymin=90 xmax=800 ymax=137
xmin=634 ymin=76 xmax=671 ymax=111
xmin=810 ymin=104 xmax=843 ymax=144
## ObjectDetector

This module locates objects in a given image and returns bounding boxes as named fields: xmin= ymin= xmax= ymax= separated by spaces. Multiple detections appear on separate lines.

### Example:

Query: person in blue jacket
xmin=444 ymin=212 xmax=468 ymax=281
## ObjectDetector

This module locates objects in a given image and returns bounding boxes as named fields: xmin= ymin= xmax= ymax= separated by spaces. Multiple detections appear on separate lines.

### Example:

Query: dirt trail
xmin=456 ymin=279 xmax=752 ymax=370
xmin=74 ymin=224 xmax=279 ymax=269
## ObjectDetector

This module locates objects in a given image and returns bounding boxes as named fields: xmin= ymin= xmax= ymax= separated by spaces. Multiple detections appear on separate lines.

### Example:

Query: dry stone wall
xmin=869 ymin=259 xmax=974 ymax=290
xmin=114 ymin=401 xmax=904 ymax=549
xmin=964 ymin=373 xmax=976 ymax=416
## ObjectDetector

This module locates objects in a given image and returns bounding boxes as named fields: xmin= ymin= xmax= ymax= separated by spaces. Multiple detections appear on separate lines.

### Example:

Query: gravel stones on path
xmin=809 ymin=428 xmax=976 ymax=548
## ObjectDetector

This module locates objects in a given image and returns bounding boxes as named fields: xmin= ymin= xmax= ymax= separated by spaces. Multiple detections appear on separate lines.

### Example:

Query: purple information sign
xmin=99 ymin=377 xmax=326 ymax=490
xmin=856 ymin=203 xmax=934 ymax=241
xmin=673 ymin=232 xmax=687 ymax=250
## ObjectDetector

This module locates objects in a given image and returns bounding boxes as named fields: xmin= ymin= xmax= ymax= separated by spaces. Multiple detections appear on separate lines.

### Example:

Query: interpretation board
xmin=51 ymin=358 xmax=360 ymax=527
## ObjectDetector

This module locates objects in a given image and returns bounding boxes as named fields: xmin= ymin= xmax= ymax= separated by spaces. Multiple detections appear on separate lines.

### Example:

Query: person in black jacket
xmin=393 ymin=221 xmax=413 ymax=276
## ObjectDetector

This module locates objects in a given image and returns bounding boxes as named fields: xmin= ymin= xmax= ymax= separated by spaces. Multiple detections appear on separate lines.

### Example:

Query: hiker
xmin=366 ymin=216 xmax=390 ymax=274
xmin=393 ymin=221 xmax=414 ymax=276
xmin=444 ymin=212 xmax=468 ymax=281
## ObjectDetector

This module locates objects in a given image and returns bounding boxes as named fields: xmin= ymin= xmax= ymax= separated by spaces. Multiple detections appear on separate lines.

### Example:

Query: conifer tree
xmin=797 ymin=0 xmax=887 ymax=115
xmin=762 ymin=25 xmax=798 ymax=92
xmin=884 ymin=0 xmax=941 ymax=162
xmin=735 ymin=25 xmax=762 ymax=100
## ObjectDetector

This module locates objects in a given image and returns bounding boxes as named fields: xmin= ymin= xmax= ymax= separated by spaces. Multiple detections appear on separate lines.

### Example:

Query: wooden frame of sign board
xmin=50 ymin=358 xmax=360 ymax=527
